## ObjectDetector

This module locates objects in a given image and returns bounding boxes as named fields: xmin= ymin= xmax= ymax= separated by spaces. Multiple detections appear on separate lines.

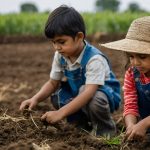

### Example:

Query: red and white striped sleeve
xmin=123 ymin=68 xmax=139 ymax=117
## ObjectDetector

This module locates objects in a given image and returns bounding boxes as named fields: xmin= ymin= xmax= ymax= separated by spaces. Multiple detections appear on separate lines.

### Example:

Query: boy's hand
xmin=125 ymin=122 xmax=147 ymax=141
xmin=41 ymin=110 xmax=64 ymax=124
xmin=19 ymin=98 xmax=38 ymax=111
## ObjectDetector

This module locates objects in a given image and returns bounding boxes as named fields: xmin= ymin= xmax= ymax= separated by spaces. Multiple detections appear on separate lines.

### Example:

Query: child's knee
xmin=88 ymin=91 xmax=110 ymax=113
xmin=88 ymin=100 xmax=99 ymax=114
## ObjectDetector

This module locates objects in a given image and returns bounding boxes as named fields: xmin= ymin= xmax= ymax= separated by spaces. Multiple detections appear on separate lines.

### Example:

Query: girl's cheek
xmin=130 ymin=60 xmax=134 ymax=65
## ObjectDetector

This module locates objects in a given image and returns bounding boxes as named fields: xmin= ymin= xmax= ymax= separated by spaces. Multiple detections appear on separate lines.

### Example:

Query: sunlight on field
xmin=0 ymin=82 xmax=31 ymax=101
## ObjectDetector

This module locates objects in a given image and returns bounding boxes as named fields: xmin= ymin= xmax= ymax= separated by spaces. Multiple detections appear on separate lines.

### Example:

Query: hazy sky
xmin=0 ymin=0 xmax=150 ymax=14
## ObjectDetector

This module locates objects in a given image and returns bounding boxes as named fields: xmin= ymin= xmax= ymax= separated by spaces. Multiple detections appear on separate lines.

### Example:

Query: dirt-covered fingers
xmin=41 ymin=112 xmax=53 ymax=124
xmin=19 ymin=98 xmax=37 ymax=111
xmin=19 ymin=100 xmax=31 ymax=111
xmin=41 ymin=111 xmax=62 ymax=124
xmin=126 ymin=130 xmax=145 ymax=141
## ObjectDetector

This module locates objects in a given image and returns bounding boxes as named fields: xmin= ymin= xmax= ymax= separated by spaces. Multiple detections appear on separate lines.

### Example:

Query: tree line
xmin=21 ymin=0 xmax=148 ymax=13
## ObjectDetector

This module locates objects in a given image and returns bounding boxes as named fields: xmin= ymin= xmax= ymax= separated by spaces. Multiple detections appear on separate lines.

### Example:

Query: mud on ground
xmin=0 ymin=35 xmax=150 ymax=150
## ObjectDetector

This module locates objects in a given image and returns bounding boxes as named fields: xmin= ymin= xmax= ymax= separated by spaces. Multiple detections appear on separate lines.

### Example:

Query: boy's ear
xmin=76 ymin=32 xmax=84 ymax=41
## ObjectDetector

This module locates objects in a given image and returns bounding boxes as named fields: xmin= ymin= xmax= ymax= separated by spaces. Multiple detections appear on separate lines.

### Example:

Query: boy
xmin=20 ymin=5 xmax=121 ymax=137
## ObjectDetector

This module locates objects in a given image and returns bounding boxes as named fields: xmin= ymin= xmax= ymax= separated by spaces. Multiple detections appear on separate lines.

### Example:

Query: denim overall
xmin=133 ymin=68 xmax=150 ymax=119
xmin=51 ymin=42 xmax=121 ymax=121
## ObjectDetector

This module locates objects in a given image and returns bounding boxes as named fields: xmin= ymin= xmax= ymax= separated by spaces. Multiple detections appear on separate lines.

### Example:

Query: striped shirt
xmin=123 ymin=67 xmax=150 ymax=117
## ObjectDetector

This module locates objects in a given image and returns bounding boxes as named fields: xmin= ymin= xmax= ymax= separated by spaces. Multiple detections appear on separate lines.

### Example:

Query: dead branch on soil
xmin=0 ymin=109 xmax=39 ymax=130
xmin=32 ymin=142 xmax=52 ymax=150
xmin=30 ymin=113 xmax=40 ymax=130
xmin=0 ymin=110 xmax=26 ymax=122
xmin=120 ymin=142 xmax=130 ymax=150
xmin=23 ymin=109 xmax=39 ymax=130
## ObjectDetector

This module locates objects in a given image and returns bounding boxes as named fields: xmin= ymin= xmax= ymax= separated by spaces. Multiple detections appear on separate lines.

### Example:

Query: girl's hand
xmin=125 ymin=121 xmax=147 ymax=141
xmin=19 ymin=98 xmax=38 ymax=111
xmin=41 ymin=110 xmax=64 ymax=124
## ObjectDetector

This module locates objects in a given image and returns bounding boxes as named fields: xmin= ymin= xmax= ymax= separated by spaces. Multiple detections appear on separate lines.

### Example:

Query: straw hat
xmin=99 ymin=16 xmax=150 ymax=54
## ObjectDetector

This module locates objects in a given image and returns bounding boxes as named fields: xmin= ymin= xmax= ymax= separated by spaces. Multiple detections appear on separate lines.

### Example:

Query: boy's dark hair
xmin=45 ymin=5 xmax=86 ymax=39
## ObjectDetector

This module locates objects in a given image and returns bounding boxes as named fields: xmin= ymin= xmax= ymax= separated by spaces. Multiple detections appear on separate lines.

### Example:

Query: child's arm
xmin=19 ymin=79 xmax=60 ymax=111
xmin=125 ymin=114 xmax=150 ymax=141
xmin=41 ymin=84 xmax=98 ymax=124
xmin=60 ymin=84 xmax=98 ymax=116
xmin=124 ymin=114 xmax=137 ymax=141
xmin=125 ymin=114 xmax=137 ymax=128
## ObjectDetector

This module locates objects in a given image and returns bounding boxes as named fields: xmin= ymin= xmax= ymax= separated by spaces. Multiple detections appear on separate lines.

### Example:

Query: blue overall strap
xmin=60 ymin=56 xmax=84 ymax=96
xmin=60 ymin=56 xmax=67 ymax=69
xmin=133 ymin=67 xmax=150 ymax=119
xmin=80 ymin=42 xmax=121 ymax=113
xmin=60 ymin=41 xmax=107 ymax=75
xmin=81 ymin=42 xmax=110 ymax=68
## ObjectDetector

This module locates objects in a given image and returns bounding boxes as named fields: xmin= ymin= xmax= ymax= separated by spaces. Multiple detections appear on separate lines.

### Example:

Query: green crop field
xmin=0 ymin=11 xmax=149 ymax=35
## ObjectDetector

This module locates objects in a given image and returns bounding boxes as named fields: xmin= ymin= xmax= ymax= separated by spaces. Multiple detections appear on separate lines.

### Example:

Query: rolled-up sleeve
xmin=85 ymin=55 xmax=109 ymax=85
xmin=123 ymin=68 xmax=139 ymax=117
xmin=50 ymin=52 xmax=63 ymax=80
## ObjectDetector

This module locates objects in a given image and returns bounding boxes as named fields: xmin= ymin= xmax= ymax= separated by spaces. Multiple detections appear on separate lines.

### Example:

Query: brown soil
xmin=0 ymin=35 xmax=150 ymax=150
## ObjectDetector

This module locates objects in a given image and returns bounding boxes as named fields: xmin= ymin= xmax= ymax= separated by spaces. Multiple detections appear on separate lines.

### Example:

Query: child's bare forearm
xmin=124 ymin=114 xmax=137 ymax=127
xmin=33 ymin=79 xmax=60 ymax=103
xmin=138 ymin=116 xmax=150 ymax=130
xmin=58 ymin=84 xmax=98 ymax=118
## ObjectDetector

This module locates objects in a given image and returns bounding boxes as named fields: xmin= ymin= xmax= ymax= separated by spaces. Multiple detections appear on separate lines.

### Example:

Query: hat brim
xmin=99 ymin=39 xmax=150 ymax=54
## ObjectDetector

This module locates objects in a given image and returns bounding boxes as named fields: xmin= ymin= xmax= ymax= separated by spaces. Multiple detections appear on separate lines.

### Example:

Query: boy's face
xmin=50 ymin=32 xmax=84 ymax=61
xmin=128 ymin=52 xmax=150 ymax=77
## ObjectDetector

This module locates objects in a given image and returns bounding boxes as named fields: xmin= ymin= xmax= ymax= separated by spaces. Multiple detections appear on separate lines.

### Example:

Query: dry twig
xmin=0 ymin=110 xmax=26 ymax=122
xmin=32 ymin=142 xmax=52 ymax=150
xmin=23 ymin=109 xmax=40 ymax=130
xmin=30 ymin=113 xmax=39 ymax=130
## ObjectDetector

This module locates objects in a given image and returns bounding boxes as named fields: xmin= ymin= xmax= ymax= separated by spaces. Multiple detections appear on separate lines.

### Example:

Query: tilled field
xmin=0 ymin=36 xmax=150 ymax=150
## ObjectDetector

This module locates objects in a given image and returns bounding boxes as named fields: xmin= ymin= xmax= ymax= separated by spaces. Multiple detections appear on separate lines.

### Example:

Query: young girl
xmin=100 ymin=16 xmax=150 ymax=141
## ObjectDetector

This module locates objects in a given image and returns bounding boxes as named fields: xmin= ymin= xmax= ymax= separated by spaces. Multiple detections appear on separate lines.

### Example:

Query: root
xmin=30 ymin=113 xmax=39 ymax=130
xmin=0 ymin=109 xmax=39 ymax=130
xmin=120 ymin=142 xmax=130 ymax=150
xmin=32 ymin=141 xmax=52 ymax=150
xmin=0 ymin=110 xmax=26 ymax=122
xmin=23 ymin=109 xmax=39 ymax=130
